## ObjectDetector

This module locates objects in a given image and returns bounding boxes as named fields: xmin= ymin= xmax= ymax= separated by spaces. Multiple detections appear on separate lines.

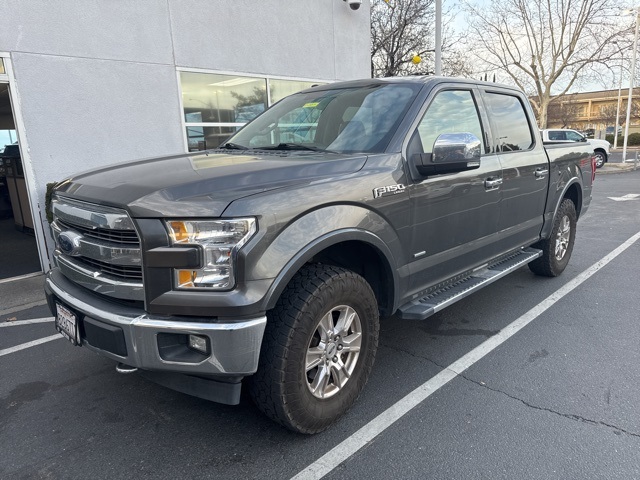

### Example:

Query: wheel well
xmin=594 ymin=148 xmax=607 ymax=160
xmin=564 ymin=183 xmax=582 ymax=218
xmin=309 ymin=240 xmax=394 ymax=316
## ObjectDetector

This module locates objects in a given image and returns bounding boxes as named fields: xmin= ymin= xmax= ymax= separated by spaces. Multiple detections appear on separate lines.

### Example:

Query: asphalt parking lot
xmin=2 ymin=169 xmax=640 ymax=479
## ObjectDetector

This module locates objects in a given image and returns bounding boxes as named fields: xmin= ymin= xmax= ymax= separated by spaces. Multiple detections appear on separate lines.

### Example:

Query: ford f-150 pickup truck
xmin=541 ymin=128 xmax=610 ymax=168
xmin=45 ymin=77 xmax=595 ymax=433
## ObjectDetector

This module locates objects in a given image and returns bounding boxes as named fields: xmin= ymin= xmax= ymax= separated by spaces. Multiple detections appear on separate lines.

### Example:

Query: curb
xmin=598 ymin=163 xmax=638 ymax=175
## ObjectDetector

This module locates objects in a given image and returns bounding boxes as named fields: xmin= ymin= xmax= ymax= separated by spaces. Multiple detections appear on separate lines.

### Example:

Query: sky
xmin=446 ymin=0 xmax=635 ymax=95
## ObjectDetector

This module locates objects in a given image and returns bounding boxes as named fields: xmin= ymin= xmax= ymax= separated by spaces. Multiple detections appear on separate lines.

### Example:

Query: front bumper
xmin=45 ymin=269 xmax=267 ymax=378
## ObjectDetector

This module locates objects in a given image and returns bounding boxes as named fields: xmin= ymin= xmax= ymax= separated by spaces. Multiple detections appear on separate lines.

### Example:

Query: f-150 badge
xmin=373 ymin=184 xmax=406 ymax=199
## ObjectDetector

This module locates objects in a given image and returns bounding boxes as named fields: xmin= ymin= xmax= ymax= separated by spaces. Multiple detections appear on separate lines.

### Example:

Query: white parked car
xmin=540 ymin=129 xmax=610 ymax=168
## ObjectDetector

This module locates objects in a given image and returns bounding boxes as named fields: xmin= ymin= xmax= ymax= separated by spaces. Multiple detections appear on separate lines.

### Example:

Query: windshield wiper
xmin=219 ymin=142 xmax=249 ymax=150
xmin=255 ymin=143 xmax=327 ymax=152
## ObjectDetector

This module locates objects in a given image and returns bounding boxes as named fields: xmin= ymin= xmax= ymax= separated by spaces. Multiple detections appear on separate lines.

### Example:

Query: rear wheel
xmin=249 ymin=264 xmax=379 ymax=434
xmin=528 ymin=198 xmax=577 ymax=277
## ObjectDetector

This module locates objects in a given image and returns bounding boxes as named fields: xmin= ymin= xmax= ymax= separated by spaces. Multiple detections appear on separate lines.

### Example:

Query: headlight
xmin=166 ymin=218 xmax=256 ymax=290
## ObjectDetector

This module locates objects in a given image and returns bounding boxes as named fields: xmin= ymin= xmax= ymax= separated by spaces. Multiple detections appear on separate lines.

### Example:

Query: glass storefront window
xmin=270 ymin=79 xmax=320 ymax=104
xmin=186 ymin=125 xmax=239 ymax=151
xmin=181 ymin=72 xmax=267 ymax=124
xmin=180 ymin=70 xmax=326 ymax=152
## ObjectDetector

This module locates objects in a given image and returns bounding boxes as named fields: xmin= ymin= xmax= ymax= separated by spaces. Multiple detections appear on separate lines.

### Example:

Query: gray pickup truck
xmin=45 ymin=77 xmax=594 ymax=433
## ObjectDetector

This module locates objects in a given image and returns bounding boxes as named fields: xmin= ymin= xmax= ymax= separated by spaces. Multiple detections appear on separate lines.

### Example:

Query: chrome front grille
xmin=51 ymin=196 xmax=144 ymax=301
xmin=79 ymin=257 xmax=144 ymax=281
xmin=56 ymin=219 xmax=139 ymax=245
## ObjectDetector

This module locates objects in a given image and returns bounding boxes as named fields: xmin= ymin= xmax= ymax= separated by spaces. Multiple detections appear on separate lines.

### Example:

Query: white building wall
xmin=167 ymin=0 xmax=370 ymax=80
xmin=0 ymin=0 xmax=371 ymax=267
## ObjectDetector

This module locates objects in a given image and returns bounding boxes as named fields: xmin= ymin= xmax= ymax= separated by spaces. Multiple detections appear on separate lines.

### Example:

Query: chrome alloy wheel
xmin=594 ymin=152 xmax=605 ymax=168
xmin=305 ymin=305 xmax=362 ymax=399
xmin=555 ymin=215 xmax=571 ymax=260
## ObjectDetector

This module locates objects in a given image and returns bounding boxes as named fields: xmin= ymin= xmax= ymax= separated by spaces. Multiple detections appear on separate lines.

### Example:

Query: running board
xmin=399 ymin=248 xmax=542 ymax=320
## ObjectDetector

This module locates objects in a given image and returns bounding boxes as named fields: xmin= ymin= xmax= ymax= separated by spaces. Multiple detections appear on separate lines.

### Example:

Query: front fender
xmin=250 ymin=205 xmax=403 ymax=311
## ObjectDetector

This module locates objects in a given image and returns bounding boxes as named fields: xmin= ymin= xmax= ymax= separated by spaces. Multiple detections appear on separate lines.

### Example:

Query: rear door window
xmin=483 ymin=92 xmax=534 ymax=152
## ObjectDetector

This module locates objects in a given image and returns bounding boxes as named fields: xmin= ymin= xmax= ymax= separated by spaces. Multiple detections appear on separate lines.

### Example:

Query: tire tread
xmin=528 ymin=198 xmax=577 ymax=277
xmin=249 ymin=264 xmax=379 ymax=434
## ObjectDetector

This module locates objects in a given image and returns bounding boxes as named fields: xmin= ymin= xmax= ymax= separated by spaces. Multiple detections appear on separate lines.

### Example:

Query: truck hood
xmin=55 ymin=150 xmax=367 ymax=217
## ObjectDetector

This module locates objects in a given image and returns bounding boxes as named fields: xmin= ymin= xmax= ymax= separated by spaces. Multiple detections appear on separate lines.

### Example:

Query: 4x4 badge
xmin=373 ymin=184 xmax=406 ymax=199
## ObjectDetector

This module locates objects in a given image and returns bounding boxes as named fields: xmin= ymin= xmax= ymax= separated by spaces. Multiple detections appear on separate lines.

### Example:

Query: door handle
xmin=535 ymin=168 xmax=549 ymax=177
xmin=484 ymin=177 xmax=503 ymax=189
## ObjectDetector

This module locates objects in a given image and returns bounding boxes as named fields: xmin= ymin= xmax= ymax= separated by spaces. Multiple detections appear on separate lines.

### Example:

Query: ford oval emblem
xmin=57 ymin=231 xmax=83 ymax=256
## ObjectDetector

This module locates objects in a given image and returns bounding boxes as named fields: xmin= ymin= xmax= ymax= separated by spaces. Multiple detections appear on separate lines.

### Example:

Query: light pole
xmin=623 ymin=8 xmax=640 ymax=162
xmin=435 ymin=0 xmax=442 ymax=75
xmin=613 ymin=47 xmax=624 ymax=149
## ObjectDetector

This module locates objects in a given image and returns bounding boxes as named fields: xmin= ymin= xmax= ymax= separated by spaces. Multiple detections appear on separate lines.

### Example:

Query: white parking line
xmin=0 ymin=272 xmax=42 ymax=285
xmin=0 ymin=317 xmax=54 ymax=327
xmin=0 ymin=334 xmax=62 ymax=358
xmin=292 ymin=230 xmax=640 ymax=480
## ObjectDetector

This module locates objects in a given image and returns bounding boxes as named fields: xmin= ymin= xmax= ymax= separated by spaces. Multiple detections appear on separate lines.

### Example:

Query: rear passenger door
xmin=480 ymin=90 xmax=549 ymax=253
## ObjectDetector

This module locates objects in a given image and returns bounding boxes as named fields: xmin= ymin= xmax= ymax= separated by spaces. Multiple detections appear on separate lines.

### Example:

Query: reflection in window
xmin=180 ymin=72 xmax=326 ymax=150
xmin=483 ymin=92 xmax=533 ymax=152
xmin=0 ymin=130 xmax=16 ymax=149
xmin=181 ymin=72 xmax=266 ymax=124
xmin=270 ymin=79 xmax=319 ymax=104
xmin=229 ymin=84 xmax=420 ymax=153
xmin=186 ymin=126 xmax=238 ymax=152
xmin=416 ymin=90 xmax=484 ymax=153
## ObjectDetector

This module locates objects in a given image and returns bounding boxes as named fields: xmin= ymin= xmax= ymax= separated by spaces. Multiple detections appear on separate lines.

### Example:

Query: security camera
xmin=344 ymin=0 xmax=362 ymax=11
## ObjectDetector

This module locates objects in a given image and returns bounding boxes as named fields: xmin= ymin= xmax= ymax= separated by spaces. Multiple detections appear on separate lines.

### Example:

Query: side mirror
xmin=412 ymin=133 xmax=482 ymax=176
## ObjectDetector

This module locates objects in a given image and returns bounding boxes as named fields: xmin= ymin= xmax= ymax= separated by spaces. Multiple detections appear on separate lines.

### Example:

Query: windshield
xmin=224 ymin=83 xmax=421 ymax=154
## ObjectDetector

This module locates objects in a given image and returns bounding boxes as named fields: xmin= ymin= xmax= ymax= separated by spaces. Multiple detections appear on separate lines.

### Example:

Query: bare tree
xmin=596 ymin=104 xmax=620 ymax=127
xmin=546 ymin=94 xmax=580 ymax=128
xmin=371 ymin=0 xmax=471 ymax=78
xmin=462 ymin=0 xmax=633 ymax=128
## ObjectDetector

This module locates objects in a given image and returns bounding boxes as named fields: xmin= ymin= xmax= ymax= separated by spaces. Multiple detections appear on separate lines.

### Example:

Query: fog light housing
xmin=188 ymin=334 xmax=209 ymax=354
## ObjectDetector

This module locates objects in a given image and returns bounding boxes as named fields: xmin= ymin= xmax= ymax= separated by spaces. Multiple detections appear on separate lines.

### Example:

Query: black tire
xmin=594 ymin=151 xmax=606 ymax=168
xmin=249 ymin=264 xmax=379 ymax=434
xmin=528 ymin=198 xmax=577 ymax=277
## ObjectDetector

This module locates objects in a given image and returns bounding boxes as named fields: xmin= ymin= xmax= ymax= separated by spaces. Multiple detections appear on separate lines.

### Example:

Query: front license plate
xmin=55 ymin=303 xmax=79 ymax=346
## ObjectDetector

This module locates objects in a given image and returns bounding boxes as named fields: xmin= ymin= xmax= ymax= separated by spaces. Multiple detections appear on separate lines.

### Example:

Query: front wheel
xmin=594 ymin=151 xmax=606 ymax=168
xmin=249 ymin=264 xmax=379 ymax=434
xmin=528 ymin=198 xmax=577 ymax=277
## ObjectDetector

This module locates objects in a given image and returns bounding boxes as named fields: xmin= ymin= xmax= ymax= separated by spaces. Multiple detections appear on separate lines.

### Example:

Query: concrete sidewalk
xmin=599 ymin=161 xmax=638 ymax=175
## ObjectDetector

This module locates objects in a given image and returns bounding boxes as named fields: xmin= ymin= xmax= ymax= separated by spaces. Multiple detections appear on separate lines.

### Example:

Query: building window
xmin=0 ymin=59 xmax=5 ymax=75
xmin=270 ymin=79 xmax=320 ymax=104
xmin=180 ymin=72 xmax=323 ymax=151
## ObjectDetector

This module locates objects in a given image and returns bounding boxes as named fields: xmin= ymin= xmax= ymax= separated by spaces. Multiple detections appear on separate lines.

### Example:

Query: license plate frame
xmin=55 ymin=302 xmax=79 ymax=346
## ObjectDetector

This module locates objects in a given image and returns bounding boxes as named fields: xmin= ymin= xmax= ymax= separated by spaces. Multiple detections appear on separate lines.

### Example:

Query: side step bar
xmin=399 ymin=247 xmax=542 ymax=320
